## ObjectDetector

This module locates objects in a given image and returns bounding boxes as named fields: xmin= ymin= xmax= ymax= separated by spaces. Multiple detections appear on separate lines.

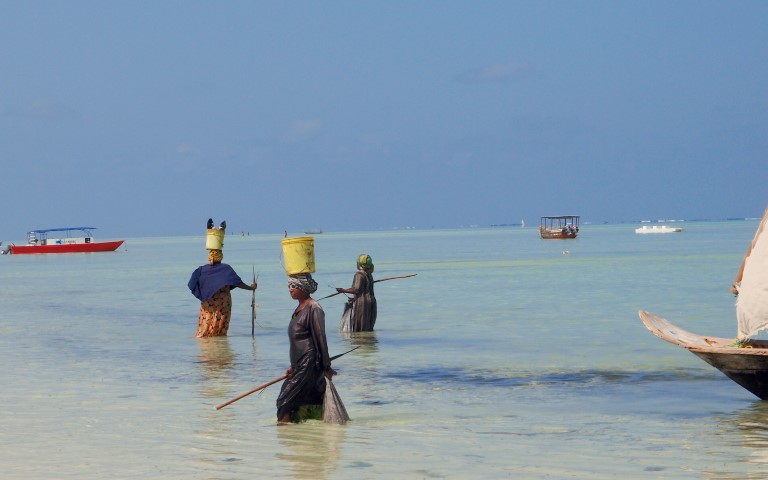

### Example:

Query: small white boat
xmin=635 ymin=225 xmax=683 ymax=234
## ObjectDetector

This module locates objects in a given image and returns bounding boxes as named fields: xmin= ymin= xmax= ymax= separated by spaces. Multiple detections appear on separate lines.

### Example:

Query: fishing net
xmin=323 ymin=378 xmax=349 ymax=424
xmin=339 ymin=301 xmax=353 ymax=332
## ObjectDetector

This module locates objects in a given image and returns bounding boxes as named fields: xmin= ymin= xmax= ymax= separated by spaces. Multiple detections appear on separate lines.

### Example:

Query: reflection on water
xmin=340 ymin=330 xmax=379 ymax=350
xmin=339 ymin=331 xmax=380 ymax=406
xmin=196 ymin=337 xmax=235 ymax=398
xmin=724 ymin=402 xmax=768 ymax=466
xmin=195 ymin=337 xmax=242 ymax=446
xmin=276 ymin=423 xmax=346 ymax=480
xmin=194 ymin=336 xmax=242 ymax=473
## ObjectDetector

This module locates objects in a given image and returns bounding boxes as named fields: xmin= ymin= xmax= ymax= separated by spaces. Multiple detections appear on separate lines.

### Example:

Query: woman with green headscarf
xmin=336 ymin=253 xmax=377 ymax=332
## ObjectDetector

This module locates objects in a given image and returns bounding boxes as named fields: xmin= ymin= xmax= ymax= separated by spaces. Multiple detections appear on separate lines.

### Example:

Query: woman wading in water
xmin=276 ymin=273 xmax=334 ymax=423
xmin=188 ymin=220 xmax=256 ymax=337
xmin=336 ymin=254 xmax=377 ymax=332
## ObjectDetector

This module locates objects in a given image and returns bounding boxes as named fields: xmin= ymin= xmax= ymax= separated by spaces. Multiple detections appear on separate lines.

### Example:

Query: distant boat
xmin=635 ymin=225 xmax=684 ymax=234
xmin=304 ymin=229 xmax=323 ymax=234
xmin=8 ymin=227 xmax=124 ymax=254
xmin=639 ymin=206 xmax=768 ymax=399
xmin=539 ymin=215 xmax=579 ymax=239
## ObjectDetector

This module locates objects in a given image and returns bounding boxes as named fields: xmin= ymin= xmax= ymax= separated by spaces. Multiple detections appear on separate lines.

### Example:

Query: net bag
xmin=322 ymin=378 xmax=350 ymax=424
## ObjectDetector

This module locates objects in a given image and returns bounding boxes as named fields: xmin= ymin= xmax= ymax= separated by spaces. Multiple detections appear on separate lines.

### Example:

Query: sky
xmin=1 ymin=1 xmax=766 ymax=239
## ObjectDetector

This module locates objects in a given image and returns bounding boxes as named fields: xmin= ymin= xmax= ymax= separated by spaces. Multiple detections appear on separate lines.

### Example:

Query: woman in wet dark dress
xmin=276 ymin=273 xmax=334 ymax=423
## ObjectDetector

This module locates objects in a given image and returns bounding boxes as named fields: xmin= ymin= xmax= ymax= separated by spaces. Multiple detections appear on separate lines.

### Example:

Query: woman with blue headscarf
xmin=188 ymin=249 xmax=257 ymax=337
xmin=336 ymin=254 xmax=377 ymax=332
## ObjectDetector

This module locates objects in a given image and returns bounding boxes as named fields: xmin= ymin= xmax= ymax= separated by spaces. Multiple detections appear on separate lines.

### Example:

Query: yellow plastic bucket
xmin=206 ymin=229 xmax=225 ymax=250
xmin=282 ymin=236 xmax=315 ymax=274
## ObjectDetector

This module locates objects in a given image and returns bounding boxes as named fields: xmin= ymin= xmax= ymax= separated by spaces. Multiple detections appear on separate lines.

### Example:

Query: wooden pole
xmin=215 ymin=347 xmax=360 ymax=410
xmin=316 ymin=274 xmax=417 ymax=301
xmin=374 ymin=273 xmax=417 ymax=283
xmin=251 ymin=266 xmax=256 ymax=337
xmin=316 ymin=291 xmax=344 ymax=301
xmin=216 ymin=374 xmax=289 ymax=410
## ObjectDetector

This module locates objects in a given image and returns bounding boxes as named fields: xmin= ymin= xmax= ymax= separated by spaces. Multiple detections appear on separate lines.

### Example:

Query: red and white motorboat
xmin=8 ymin=227 xmax=124 ymax=254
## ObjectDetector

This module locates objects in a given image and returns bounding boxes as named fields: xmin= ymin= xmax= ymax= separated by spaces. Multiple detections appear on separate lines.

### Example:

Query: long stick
xmin=215 ymin=346 xmax=360 ymax=410
xmin=316 ymin=274 xmax=417 ymax=301
xmin=374 ymin=273 xmax=417 ymax=283
xmin=316 ymin=291 xmax=344 ymax=301
xmin=251 ymin=266 xmax=256 ymax=337
xmin=216 ymin=374 xmax=289 ymax=410
xmin=330 ymin=345 xmax=360 ymax=361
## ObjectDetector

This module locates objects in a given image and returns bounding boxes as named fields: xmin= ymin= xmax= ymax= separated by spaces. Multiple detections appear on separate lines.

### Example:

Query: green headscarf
xmin=357 ymin=253 xmax=374 ymax=272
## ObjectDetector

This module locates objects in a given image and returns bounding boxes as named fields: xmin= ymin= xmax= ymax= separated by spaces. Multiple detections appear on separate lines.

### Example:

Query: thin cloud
xmin=456 ymin=62 xmax=532 ymax=84
xmin=285 ymin=119 xmax=322 ymax=142
xmin=3 ymin=98 xmax=75 ymax=119
xmin=176 ymin=143 xmax=200 ymax=155
xmin=171 ymin=143 xmax=204 ymax=169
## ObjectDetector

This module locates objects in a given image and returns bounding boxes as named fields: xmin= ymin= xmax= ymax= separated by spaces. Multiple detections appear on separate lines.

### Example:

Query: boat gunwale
xmin=639 ymin=309 xmax=768 ymax=356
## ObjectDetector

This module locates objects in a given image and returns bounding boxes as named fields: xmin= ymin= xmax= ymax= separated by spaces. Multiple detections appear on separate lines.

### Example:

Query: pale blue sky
xmin=1 ymin=1 xmax=766 ymax=239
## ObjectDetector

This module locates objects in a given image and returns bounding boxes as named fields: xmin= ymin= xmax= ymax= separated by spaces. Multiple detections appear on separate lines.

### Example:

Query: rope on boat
xmin=730 ymin=338 xmax=753 ymax=348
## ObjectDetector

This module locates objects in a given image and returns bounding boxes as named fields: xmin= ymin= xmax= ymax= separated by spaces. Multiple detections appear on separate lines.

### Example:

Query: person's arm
xmin=309 ymin=304 xmax=333 ymax=377
xmin=336 ymin=272 xmax=363 ymax=295
xmin=225 ymin=264 xmax=256 ymax=291
xmin=236 ymin=280 xmax=257 ymax=291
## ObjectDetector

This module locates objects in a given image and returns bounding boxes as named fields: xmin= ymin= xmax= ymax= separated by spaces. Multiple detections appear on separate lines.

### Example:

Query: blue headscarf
xmin=188 ymin=262 xmax=244 ymax=301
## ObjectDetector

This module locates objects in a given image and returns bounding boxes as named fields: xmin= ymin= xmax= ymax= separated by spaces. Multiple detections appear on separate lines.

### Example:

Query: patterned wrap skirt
xmin=195 ymin=286 xmax=233 ymax=337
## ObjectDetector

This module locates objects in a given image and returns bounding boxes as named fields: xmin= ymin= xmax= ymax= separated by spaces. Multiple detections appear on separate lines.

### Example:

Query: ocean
xmin=2 ymin=221 xmax=766 ymax=479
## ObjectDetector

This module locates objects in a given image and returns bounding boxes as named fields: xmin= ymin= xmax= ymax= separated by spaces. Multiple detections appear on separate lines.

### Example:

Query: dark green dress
xmin=342 ymin=271 xmax=377 ymax=332
xmin=276 ymin=299 xmax=332 ymax=420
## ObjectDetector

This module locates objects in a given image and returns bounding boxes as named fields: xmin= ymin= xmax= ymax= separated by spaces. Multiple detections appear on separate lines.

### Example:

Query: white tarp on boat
xmin=737 ymin=207 xmax=768 ymax=339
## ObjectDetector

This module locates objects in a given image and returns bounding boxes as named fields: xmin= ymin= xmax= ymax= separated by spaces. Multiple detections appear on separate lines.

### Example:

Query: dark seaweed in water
xmin=386 ymin=366 xmax=718 ymax=390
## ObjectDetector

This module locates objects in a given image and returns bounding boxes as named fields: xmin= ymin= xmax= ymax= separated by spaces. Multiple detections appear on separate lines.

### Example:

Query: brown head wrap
xmin=208 ymin=249 xmax=223 ymax=265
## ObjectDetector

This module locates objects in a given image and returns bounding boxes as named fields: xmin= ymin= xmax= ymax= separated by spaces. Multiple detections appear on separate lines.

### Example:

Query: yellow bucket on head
xmin=282 ymin=236 xmax=315 ymax=274
xmin=206 ymin=229 xmax=225 ymax=250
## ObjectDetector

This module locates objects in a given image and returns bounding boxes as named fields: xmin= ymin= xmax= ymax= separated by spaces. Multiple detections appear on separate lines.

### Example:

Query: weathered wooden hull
xmin=539 ymin=229 xmax=578 ymax=239
xmin=10 ymin=240 xmax=124 ymax=254
xmin=691 ymin=350 xmax=768 ymax=400
xmin=639 ymin=310 xmax=768 ymax=400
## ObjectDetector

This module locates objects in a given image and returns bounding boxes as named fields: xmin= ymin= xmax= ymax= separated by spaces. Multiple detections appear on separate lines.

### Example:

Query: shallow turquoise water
xmin=1 ymin=222 xmax=766 ymax=479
